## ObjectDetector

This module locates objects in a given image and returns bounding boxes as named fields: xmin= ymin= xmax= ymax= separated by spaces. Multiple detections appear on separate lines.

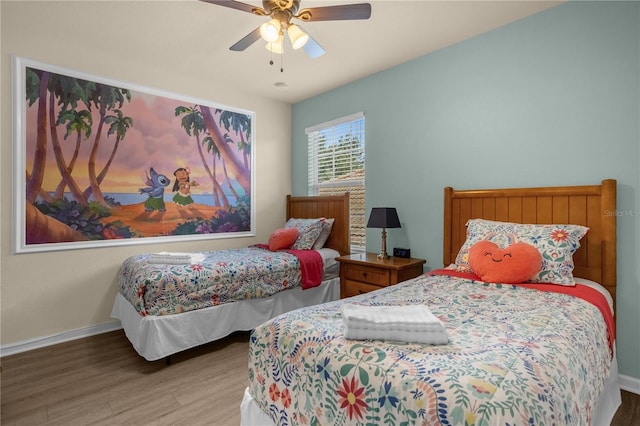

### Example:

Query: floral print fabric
xmin=118 ymin=247 xmax=304 ymax=316
xmin=454 ymin=219 xmax=589 ymax=285
xmin=285 ymin=218 xmax=323 ymax=250
xmin=248 ymin=272 xmax=611 ymax=426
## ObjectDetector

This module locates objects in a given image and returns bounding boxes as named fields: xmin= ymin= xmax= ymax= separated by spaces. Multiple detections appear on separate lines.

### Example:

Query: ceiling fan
xmin=201 ymin=0 xmax=372 ymax=59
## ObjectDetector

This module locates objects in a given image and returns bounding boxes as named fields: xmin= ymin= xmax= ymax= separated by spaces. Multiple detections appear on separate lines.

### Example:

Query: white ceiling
xmin=192 ymin=0 xmax=563 ymax=103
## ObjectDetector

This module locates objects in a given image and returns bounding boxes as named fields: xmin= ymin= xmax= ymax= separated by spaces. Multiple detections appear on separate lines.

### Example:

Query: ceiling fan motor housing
xmin=261 ymin=0 xmax=304 ymax=27
xmin=265 ymin=0 xmax=301 ymax=14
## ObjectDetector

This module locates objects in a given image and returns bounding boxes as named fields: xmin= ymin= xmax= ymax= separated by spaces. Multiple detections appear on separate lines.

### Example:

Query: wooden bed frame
xmin=443 ymin=179 xmax=617 ymax=307
xmin=287 ymin=193 xmax=350 ymax=255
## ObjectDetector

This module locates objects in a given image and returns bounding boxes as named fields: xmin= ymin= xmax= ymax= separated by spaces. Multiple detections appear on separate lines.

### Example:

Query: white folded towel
xmin=341 ymin=304 xmax=449 ymax=345
xmin=147 ymin=252 xmax=205 ymax=265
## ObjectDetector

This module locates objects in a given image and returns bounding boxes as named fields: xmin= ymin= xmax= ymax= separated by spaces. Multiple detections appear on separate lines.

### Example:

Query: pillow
xmin=285 ymin=218 xmax=324 ymax=250
xmin=311 ymin=218 xmax=335 ymax=250
xmin=468 ymin=240 xmax=542 ymax=284
xmin=268 ymin=227 xmax=299 ymax=251
xmin=454 ymin=219 xmax=588 ymax=285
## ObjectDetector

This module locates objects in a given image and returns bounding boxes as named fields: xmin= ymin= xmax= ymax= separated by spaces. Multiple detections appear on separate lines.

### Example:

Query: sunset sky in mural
xmin=25 ymin=87 xmax=248 ymax=200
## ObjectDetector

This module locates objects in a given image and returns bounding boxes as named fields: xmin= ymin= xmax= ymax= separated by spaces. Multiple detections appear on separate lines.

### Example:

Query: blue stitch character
xmin=139 ymin=167 xmax=171 ymax=212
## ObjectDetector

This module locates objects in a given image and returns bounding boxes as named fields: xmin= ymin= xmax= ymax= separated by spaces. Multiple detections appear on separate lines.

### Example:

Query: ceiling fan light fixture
xmin=265 ymin=34 xmax=284 ymax=54
xmin=205 ymin=0 xmax=369 ymax=62
xmin=287 ymin=24 xmax=309 ymax=49
xmin=260 ymin=18 xmax=281 ymax=42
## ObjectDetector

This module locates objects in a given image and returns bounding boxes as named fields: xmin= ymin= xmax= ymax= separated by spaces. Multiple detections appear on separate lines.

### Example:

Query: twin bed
xmin=111 ymin=193 xmax=350 ymax=361
xmin=240 ymin=179 xmax=621 ymax=425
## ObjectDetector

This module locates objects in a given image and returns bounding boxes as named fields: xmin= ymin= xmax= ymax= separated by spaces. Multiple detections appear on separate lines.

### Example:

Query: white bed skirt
xmin=111 ymin=277 xmax=340 ymax=361
xmin=241 ymin=387 xmax=276 ymax=426
xmin=240 ymin=351 xmax=622 ymax=426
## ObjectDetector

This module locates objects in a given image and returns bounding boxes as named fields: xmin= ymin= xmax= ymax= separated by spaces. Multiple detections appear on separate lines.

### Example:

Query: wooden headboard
xmin=286 ymin=193 xmax=350 ymax=256
xmin=443 ymin=180 xmax=617 ymax=305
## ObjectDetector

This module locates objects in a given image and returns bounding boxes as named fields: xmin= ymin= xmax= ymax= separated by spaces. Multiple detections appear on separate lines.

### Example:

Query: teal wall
xmin=292 ymin=2 xmax=640 ymax=380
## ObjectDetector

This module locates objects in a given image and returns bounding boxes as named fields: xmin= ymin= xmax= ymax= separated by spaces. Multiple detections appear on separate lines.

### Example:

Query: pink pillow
xmin=468 ymin=240 xmax=542 ymax=284
xmin=268 ymin=228 xmax=299 ymax=251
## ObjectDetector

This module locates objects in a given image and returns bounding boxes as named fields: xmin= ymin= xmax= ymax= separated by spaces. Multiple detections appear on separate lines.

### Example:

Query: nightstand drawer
xmin=336 ymin=253 xmax=426 ymax=299
xmin=344 ymin=264 xmax=389 ymax=286
xmin=344 ymin=280 xmax=383 ymax=297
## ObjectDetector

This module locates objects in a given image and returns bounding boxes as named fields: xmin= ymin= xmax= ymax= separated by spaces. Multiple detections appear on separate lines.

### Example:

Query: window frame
xmin=305 ymin=112 xmax=365 ymax=252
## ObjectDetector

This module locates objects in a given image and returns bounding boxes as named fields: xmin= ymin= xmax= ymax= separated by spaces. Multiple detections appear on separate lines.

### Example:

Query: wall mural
xmin=13 ymin=57 xmax=255 ymax=253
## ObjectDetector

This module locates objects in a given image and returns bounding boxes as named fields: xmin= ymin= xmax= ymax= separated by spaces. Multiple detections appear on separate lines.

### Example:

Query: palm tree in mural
xmin=47 ymin=75 xmax=94 ymax=205
xmin=25 ymin=171 xmax=54 ymax=203
xmin=199 ymin=105 xmax=251 ymax=196
xmin=203 ymin=134 xmax=220 ymax=206
xmin=218 ymin=110 xmax=250 ymax=202
xmin=91 ymin=109 xmax=133 ymax=191
xmin=25 ymin=68 xmax=50 ymax=203
xmin=53 ymin=108 xmax=93 ymax=200
xmin=202 ymin=133 xmax=230 ymax=208
xmin=175 ymin=105 xmax=229 ymax=208
xmin=84 ymin=83 xmax=132 ymax=205
xmin=218 ymin=109 xmax=251 ymax=170
xmin=25 ymin=72 xmax=131 ymax=206
xmin=221 ymin=134 xmax=241 ymax=202
xmin=23 ymin=70 xmax=95 ymax=243
xmin=25 ymin=71 xmax=90 ymax=205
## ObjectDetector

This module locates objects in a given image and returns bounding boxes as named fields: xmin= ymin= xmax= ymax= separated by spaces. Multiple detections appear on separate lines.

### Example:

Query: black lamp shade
xmin=367 ymin=207 xmax=401 ymax=229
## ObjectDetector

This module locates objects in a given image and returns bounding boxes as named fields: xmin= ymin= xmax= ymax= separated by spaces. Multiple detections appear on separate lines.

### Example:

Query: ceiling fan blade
xmin=300 ymin=30 xmax=325 ymax=59
xmin=199 ymin=0 xmax=266 ymax=15
xmin=297 ymin=3 xmax=371 ymax=21
xmin=230 ymin=27 xmax=262 ymax=51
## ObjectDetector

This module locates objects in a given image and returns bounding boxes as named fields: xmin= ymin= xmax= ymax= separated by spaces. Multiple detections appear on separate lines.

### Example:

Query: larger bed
xmin=241 ymin=180 xmax=621 ymax=425
xmin=111 ymin=193 xmax=350 ymax=361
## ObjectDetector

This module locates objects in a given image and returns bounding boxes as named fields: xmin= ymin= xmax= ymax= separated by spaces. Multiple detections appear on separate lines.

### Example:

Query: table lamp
xmin=367 ymin=207 xmax=401 ymax=260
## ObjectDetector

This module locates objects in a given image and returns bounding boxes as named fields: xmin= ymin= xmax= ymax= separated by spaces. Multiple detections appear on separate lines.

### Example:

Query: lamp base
xmin=377 ymin=228 xmax=389 ymax=260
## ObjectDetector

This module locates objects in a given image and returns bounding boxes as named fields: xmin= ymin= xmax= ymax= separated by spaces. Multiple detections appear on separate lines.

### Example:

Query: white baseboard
xmin=2 ymin=322 xmax=639 ymax=398
xmin=0 ymin=321 xmax=122 ymax=358
xmin=619 ymin=374 xmax=640 ymax=395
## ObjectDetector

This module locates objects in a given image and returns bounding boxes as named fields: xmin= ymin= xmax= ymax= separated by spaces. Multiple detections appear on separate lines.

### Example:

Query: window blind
xmin=306 ymin=113 xmax=365 ymax=249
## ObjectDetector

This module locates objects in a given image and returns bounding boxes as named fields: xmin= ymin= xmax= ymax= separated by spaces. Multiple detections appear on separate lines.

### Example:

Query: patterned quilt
xmin=119 ymin=247 xmax=309 ymax=316
xmin=248 ymin=272 xmax=613 ymax=426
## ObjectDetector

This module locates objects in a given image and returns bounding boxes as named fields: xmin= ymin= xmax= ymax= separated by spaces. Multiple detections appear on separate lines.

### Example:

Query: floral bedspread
xmin=248 ymin=272 xmax=612 ymax=426
xmin=118 ymin=247 xmax=306 ymax=316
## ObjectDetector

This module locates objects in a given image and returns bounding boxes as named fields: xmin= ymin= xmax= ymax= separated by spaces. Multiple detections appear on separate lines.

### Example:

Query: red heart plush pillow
xmin=268 ymin=228 xmax=299 ymax=251
xmin=468 ymin=240 xmax=542 ymax=284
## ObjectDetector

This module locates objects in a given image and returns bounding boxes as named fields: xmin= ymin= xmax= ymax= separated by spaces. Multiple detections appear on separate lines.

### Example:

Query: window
xmin=306 ymin=112 xmax=365 ymax=252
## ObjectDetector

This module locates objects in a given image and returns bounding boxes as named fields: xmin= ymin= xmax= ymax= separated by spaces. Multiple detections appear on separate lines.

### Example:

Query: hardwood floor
xmin=1 ymin=330 xmax=250 ymax=425
xmin=1 ymin=330 xmax=638 ymax=425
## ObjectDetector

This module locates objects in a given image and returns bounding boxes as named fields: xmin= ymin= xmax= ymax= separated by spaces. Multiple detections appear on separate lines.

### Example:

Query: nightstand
xmin=336 ymin=253 xmax=427 ymax=298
